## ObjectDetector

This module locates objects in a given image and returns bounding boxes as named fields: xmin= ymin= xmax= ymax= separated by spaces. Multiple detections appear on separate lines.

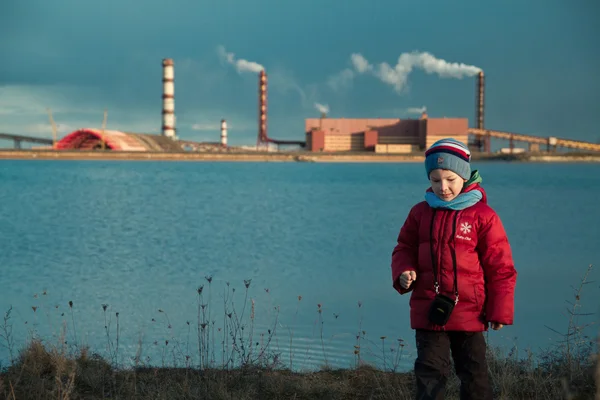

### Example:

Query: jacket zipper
xmin=429 ymin=209 xmax=461 ymax=331
xmin=428 ymin=210 xmax=444 ymax=331
xmin=450 ymin=211 xmax=460 ymax=305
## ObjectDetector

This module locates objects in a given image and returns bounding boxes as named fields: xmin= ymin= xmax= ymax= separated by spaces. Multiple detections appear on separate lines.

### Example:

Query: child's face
xmin=429 ymin=169 xmax=467 ymax=201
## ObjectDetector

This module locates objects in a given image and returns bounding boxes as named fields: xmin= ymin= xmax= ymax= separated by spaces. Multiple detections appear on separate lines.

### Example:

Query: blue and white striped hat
xmin=425 ymin=138 xmax=471 ymax=180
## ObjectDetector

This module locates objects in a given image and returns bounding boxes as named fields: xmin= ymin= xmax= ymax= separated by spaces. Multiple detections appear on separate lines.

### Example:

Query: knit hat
xmin=425 ymin=138 xmax=471 ymax=180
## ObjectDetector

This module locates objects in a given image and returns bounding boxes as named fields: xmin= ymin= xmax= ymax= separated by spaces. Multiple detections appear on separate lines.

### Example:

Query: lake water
xmin=0 ymin=159 xmax=599 ymax=371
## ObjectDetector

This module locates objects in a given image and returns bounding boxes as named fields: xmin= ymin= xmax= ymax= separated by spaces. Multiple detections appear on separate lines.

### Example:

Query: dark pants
xmin=414 ymin=329 xmax=493 ymax=400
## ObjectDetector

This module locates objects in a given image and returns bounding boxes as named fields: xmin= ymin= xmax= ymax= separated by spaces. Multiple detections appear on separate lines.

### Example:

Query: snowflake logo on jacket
xmin=460 ymin=222 xmax=472 ymax=234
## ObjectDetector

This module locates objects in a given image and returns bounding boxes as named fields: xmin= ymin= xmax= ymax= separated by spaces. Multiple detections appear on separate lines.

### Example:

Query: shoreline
xmin=0 ymin=149 xmax=599 ymax=163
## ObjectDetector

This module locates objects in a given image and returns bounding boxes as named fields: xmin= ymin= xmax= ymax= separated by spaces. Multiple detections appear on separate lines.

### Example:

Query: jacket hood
xmin=462 ymin=170 xmax=487 ymax=204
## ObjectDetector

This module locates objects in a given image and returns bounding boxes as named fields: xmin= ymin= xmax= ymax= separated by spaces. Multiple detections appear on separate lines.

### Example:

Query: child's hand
xmin=399 ymin=271 xmax=417 ymax=289
xmin=490 ymin=322 xmax=504 ymax=330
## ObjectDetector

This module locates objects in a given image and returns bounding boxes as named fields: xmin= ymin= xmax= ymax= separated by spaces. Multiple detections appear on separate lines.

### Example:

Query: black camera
xmin=428 ymin=294 xmax=456 ymax=326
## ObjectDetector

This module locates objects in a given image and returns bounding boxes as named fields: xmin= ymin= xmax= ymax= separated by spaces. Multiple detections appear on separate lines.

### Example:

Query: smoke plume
xmin=351 ymin=54 xmax=372 ymax=74
xmin=327 ymin=68 xmax=354 ymax=91
xmin=216 ymin=45 xmax=264 ymax=74
xmin=314 ymin=103 xmax=329 ymax=114
xmin=346 ymin=51 xmax=481 ymax=93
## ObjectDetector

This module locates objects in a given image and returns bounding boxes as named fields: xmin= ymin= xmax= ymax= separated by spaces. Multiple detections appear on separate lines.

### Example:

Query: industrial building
xmin=18 ymin=61 xmax=596 ymax=154
xmin=304 ymin=113 xmax=469 ymax=153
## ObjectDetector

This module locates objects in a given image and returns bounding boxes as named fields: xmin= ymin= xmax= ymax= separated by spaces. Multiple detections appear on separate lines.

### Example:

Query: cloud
xmin=187 ymin=115 xmax=256 ymax=145
xmin=0 ymin=123 xmax=71 ymax=138
xmin=216 ymin=45 xmax=264 ymax=74
xmin=0 ymin=84 xmax=107 ymax=137
xmin=406 ymin=106 xmax=427 ymax=114
xmin=264 ymin=65 xmax=327 ymax=114
xmin=175 ymin=58 xmax=229 ymax=89
xmin=191 ymin=123 xmax=222 ymax=131
xmin=0 ymin=84 xmax=100 ymax=117
xmin=183 ymin=106 xmax=255 ymax=128
xmin=191 ymin=120 xmax=253 ymax=132
xmin=332 ymin=51 xmax=482 ymax=94
xmin=267 ymin=67 xmax=308 ymax=104
xmin=0 ymin=84 xmax=162 ymax=138
xmin=0 ymin=119 xmax=159 ymax=139
xmin=0 ymin=79 xmax=258 ymax=144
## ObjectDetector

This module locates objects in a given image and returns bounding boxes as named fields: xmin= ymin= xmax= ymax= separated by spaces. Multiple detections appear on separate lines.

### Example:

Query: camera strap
xmin=429 ymin=209 xmax=460 ymax=304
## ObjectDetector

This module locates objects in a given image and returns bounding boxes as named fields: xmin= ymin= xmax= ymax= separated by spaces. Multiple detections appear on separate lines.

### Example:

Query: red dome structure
xmin=55 ymin=128 xmax=182 ymax=151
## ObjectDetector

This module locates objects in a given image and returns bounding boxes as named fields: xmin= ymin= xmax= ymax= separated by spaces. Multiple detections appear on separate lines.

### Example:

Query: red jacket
xmin=391 ymin=183 xmax=517 ymax=331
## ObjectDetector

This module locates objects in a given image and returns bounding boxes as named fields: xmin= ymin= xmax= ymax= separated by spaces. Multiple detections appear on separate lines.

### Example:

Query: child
xmin=390 ymin=138 xmax=517 ymax=400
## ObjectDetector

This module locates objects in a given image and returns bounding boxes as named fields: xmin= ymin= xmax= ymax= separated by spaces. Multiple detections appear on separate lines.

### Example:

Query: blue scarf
xmin=425 ymin=190 xmax=482 ymax=210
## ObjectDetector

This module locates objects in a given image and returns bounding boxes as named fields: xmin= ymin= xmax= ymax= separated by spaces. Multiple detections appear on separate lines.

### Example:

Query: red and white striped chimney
xmin=221 ymin=119 xmax=228 ymax=147
xmin=162 ymin=58 xmax=176 ymax=138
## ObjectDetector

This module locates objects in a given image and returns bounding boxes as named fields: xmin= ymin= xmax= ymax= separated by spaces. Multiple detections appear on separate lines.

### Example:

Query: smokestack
xmin=319 ymin=112 xmax=327 ymax=130
xmin=162 ymin=58 xmax=176 ymax=138
xmin=258 ymin=70 xmax=267 ymax=144
xmin=476 ymin=71 xmax=484 ymax=129
xmin=221 ymin=119 xmax=228 ymax=147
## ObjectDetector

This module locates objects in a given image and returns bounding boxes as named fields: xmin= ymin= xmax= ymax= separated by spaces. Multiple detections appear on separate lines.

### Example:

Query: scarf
xmin=424 ymin=170 xmax=483 ymax=210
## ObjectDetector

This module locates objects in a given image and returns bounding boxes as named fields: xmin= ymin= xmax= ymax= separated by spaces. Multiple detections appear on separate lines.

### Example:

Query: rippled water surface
xmin=1 ymin=160 xmax=599 ymax=371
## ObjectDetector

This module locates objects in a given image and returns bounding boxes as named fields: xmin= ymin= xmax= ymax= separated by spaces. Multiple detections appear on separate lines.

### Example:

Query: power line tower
xmin=101 ymin=109 xmax=108 ymax=150
xmin=46 ymin=108 xmax=58 ymax=148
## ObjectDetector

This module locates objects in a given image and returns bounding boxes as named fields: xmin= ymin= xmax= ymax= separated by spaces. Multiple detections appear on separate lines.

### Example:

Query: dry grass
xmin=1 ymin=265 xmax=598 ymax=399
xmin=0 ymin=339 xmax=597 ymax=400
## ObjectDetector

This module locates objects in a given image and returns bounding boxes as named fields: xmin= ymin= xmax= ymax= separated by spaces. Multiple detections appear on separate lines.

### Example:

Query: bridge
xmin=0 ymin=133 xmax=54 ymax=149
xmin=468 ymin=128 xmax=600 ymax=153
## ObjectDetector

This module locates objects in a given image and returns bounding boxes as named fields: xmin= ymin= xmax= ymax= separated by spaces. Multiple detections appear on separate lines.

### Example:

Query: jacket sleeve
xmin=477 ymin=211 xmax=517 ymax=325
xmin=391 ymin=205 xmax=420 ymax=295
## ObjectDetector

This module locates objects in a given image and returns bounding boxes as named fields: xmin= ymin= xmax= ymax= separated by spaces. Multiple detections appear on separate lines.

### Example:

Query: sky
xmin=1 ymin=0 xmax=599 ymax=146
